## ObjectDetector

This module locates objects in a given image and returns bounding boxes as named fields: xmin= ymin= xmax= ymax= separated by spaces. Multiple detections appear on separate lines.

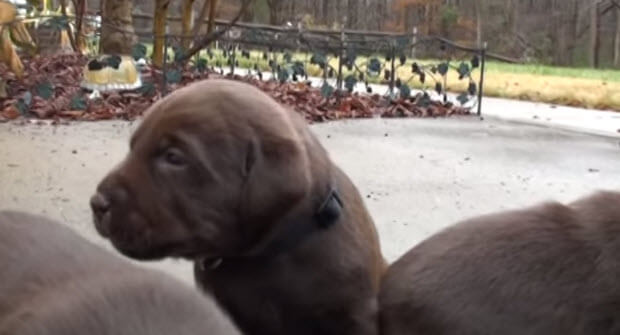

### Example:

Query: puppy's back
xmin=0 ymin=210 xmax=239 ymax=335
xmin=379 ymin=191 xmax=620 ymax=335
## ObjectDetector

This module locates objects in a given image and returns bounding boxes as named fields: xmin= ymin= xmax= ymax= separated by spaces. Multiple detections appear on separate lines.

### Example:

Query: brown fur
xmin=0 ymin=210 xmax=239 ymax=335
xmin=380 ymin=191 xmax=620 ymax=335
xmin=91 ymin=79 xmax=386 ymax=335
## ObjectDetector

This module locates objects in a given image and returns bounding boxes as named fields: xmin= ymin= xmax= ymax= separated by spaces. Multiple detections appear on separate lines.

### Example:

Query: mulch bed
xmin=1 ymin=53 xmax=472 ymax=124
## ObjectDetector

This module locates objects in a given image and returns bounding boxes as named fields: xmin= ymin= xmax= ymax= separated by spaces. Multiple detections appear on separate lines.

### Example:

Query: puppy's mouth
xmin=92 ymin=204 xmax=217 ymax=261
xmin=113 ymin=238 xmax=201 ymax=261
xmin=113 ymin=241 xmax=170 ymax=261
xmin=91 ymin=209 xmax=157 ymax=259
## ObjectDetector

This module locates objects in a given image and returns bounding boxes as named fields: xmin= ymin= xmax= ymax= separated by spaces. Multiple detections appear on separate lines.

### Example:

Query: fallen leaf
xmin=2 ymin=53 xmax=473 ymax=122
xmin=1 ymin=106 xmax=20 ymax=120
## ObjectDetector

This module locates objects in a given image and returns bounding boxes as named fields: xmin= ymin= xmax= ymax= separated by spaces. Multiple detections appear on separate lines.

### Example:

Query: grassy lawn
xmin=484 ymin=62 xmax=620 ymax=82
xmin=474 ymin=62 xmax=620 ymax=110
xmin=150 ymin=45 xmax=620 ymax=111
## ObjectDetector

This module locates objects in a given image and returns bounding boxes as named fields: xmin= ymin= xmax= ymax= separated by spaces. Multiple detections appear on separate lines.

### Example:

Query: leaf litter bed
xmin=1 ymin=53 xmax=472 ymax=124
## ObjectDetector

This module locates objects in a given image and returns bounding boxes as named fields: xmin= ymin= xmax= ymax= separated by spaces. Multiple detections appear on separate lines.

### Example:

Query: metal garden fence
xmin=132 ymin=15 xmax=488 ymax=116
xmin=10 ymin=12 xmax=489 ymax=116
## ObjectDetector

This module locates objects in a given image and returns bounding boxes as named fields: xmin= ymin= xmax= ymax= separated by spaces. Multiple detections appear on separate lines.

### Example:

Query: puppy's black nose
xmin=90 ymin=192 xmax=110 ymax=220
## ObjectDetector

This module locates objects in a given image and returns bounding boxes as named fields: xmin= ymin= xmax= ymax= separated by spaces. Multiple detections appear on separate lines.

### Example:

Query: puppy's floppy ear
xmin=239 ymin=134 xmax=312 ymax=232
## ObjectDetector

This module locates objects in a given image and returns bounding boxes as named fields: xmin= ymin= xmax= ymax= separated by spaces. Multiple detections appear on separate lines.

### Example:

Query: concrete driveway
xmin=1 ymin=116 xmax=620 ymax=284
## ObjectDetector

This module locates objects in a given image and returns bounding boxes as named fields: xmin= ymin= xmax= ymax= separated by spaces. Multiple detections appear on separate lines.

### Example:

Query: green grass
xmin=483 ymin=61 xmax=620 ymax=83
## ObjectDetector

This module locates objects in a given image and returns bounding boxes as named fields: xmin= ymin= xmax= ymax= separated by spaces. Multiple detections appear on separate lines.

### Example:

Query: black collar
xmin=199 ymin=188 xmax=344 ymax=271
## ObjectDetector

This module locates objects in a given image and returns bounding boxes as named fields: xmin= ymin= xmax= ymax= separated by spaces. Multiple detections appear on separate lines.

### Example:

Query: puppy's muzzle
xmin=90 ymin=192 xmax=110 ymax=220
xmin=90 ymin=191 xmax=112 ymax=236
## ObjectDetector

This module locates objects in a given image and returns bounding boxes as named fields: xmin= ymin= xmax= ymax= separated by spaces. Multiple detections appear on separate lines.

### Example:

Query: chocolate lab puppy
xmin=380 ymin=191 xmax=620 ymax=335
xmin=0 ymin=210 xmax=239 ymax=335
xmin=90 ymin=79 xmax=386 ymax=335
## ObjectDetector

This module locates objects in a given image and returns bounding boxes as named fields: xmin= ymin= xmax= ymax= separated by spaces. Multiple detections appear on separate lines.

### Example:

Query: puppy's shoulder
xmin=569 ymin=190 xmax=620 ymax=229
xmin=570 ymin=190 xmax=620 ymax=211
xmin=447 ymin=199 xmax=573 ymax=235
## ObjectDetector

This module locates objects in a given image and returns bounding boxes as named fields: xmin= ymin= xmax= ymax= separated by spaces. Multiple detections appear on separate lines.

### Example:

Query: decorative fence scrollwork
xmin=157 ymin=19 xmax=487 ymax=116
xmin=7 ymin=12 xmax=487 ymax=117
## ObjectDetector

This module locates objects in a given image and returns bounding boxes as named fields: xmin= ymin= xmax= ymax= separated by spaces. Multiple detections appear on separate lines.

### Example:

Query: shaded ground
xmin=1 ymin=117 xmax=619 ymax=284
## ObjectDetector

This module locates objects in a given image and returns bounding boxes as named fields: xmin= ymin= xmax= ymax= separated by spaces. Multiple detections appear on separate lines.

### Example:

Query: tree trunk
xmin=377 ymin=0 xmax=386 ymax=30
xmin=181 ymin=0 xmax=194 ymax=49
xmin=269 ymin=5 xmax=277 ymax=25
xmin=60 ymin=0 xmax=87 ymax=53
xmin=313 ymin=1 xmax=321 ymax=24
xmin=187 ymin=0 xmax=218 ymax=47
xmin=178 ymin=0 xmax=250 ymax=63
xmin=335 ymin=0 xmax=340 ymax=27
xmin=59 ymin=0 xmax=77 ymax=51
xmin=614 ymin=6 xmax=620 ymax=67
xmin=347 ymin=0 xmax=357 ymax=29
xmin=552 ymin=0 xmax=567 ymax=65
xmin=569 ymin=0 xmax=580 ymax=65
xmin=590 ymin=0 xmax=600 ymax=68
xmin=206 ymin=0 xmax=217 ymax=35
xmin=474 ymin=0 xmax=482 ymax=47
xmin=322 ymin=0 xmax=329 ymax=25
xmin=100 ymin=0 xmax=136 ymax=54
xmin=423 ymin=3 xmax=431 ymax=35
xmin=363 ymin=0 xmax=371 ymax=30
xmin=243 ymin=0 xmax=255 ymax=21
xmin=74 ymin=0 xmax=87 ymax=52
xmin=152 ymin=0 xmax=170 ymax=68
xmin=404 ymin=5 xmax=414 ymax=32
xmin=267 ymin=0 xmax=279 ymax=25
xmin=506 ymin=0 xmax=518 ymax=34
xmin=192 ymin=0 xmax=211 ymax=36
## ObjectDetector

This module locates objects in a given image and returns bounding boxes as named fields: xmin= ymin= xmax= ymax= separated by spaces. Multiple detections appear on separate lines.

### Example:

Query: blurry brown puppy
xmin=90 ymin=79 xmax=386 ymax=335
xmin=380 ymin=191 xmax=620 ymax=335
xmin=0 ymin=210 xmax=239 ymax=335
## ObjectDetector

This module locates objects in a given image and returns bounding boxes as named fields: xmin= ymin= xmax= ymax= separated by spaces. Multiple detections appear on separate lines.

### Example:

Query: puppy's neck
xmin=199 ymin=182 xmax=343 ymax=271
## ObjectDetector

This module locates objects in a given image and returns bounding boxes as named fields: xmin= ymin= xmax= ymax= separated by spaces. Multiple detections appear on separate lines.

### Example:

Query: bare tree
xmin=347 ymin=0 xmax=358 ymax=29
xmin=191 ymin=0 xmax=219 ymax=36
xmin=195 ymin=0 xmax=617 ymax=67
xmin=100 ymin=0 xmax=136 ymax=54
xmin=551 ymin=0 xmax=568 ymax=65
xmin=181 ymin=0 xmax=194 ymax=49
xmin=322 ymin=0 xmax=329 ymax=25
xmin=266 ymin=0 xmax=283 ymax=25
xmin=335 ymin=0 xmax=341 ymax=25
xmin=152 ymin=0 xmax=169 ymax=67
xmin=377 ymin=0 xmax=387 ymax=30
xmin=474 ymin=0 xmax=482 ymax=47
xmin=313 ymin=0 xmax=321 ymax=24
xmin=590 ymin=0 xmax=600 ymax=68
xmin=615 ymin=3 xmax=620 ymax=67
xmin=506 ymin=0 xmax=518 ymax=34
xmin=177 ymin=0 xmax=252 ymax=63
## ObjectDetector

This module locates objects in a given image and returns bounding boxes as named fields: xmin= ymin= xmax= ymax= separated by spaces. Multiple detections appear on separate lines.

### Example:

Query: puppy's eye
xmin=162 ymin=148 xmax=187 ymax=166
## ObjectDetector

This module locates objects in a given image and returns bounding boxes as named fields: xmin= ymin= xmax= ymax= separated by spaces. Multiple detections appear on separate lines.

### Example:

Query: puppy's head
xmin=90 ymin=79 xmax=317 ymax=260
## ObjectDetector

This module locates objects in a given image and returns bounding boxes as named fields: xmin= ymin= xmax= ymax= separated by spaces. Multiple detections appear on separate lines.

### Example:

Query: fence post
xmin=443 ymin=72 xmax=448 ymax=103
xmin=230 ymin=45 xmax=236 ymax=76
xmin=271 ymin=33 xmax=279 ymax=81
xmin=389 ymin=44 xmax=396 ymax=96
xmin=194 ymin=36 xmax=199 ymax=69
xmin=336 ymin=23 xmax=345 ymax=97
xmin=271 ymin=48 xmax=277 ymax=81
xmin=477 ymin=42 xmax=487 ymax=117
xmin=162 ymin=34 xmax=168 ymax=97
xmin=323 ymin=60 xmax=328 ymax=85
